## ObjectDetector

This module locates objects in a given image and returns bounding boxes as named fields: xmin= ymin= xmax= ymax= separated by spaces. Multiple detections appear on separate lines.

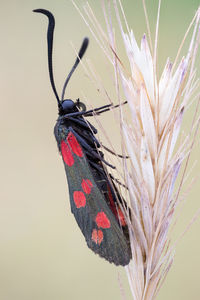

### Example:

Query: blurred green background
xmin=0 ymin=0 xmax=200 ymax=299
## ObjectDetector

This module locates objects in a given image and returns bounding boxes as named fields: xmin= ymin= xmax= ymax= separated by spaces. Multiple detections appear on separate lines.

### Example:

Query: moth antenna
xmin=33 ymin=9 xmax=62 ymax=109
xmin=61 ymin=37 xmax=89 ymax=101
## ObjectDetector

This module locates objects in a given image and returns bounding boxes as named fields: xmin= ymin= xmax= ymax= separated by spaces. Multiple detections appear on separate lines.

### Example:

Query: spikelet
xmin=73 ymin=1 xmax=200 ymax=299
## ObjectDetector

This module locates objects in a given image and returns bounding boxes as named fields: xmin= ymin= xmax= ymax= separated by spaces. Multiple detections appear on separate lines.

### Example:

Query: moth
xmin=34 ymin=8 xmax=131 ymax=266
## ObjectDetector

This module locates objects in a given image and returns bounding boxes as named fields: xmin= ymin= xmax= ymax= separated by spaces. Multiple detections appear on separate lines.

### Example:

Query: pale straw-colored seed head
xmin=73 ymin=1 xmax=200 ymax=299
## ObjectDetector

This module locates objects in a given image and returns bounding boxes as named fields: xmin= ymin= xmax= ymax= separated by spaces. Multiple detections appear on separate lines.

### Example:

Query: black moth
xmin=34 ymin=8 xmax=131 ymax=266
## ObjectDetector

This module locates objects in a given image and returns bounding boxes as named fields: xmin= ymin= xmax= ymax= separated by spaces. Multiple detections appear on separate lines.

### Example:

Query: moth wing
xmin=60 ymin=130 xmax=131 ymax=266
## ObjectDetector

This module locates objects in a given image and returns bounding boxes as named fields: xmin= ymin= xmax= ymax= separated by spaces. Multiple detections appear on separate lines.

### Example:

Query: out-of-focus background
xmin=1 ymin=0 xmax=199 ymax=299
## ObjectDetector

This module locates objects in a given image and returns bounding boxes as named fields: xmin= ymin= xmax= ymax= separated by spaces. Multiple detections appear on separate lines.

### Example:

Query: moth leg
xmin=101 ymin=144 xmax=129 ymax=159
xmin=75 ymin=130 xmax=100 ymax=148
xmin=84 ymin=149 xmax=104 ymax=162
xmin=84 ymin=101 xmax=127 ymax=117
xmin=62 ymin=104 xmax=112 ymax=119
xmin=62 ymin=101 xmax=127 ymax=119
xmin=88 ymin=160 xmax=105 ymax=173
xmin=109 ymin=174 xmax=128 ymax=189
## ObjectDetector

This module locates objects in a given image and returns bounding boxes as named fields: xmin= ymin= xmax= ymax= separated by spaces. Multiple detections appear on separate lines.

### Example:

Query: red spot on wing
xmin=95 ymin=212 xmax=111 ymax=229
xmin=81 ymin=179 xmax=93 ymax=194
xmin=67 ymin=132 xmax=83 ymax=157
xmin=92 ymin=229 xmax=103 ymax=245
xmin=61 ymin=140 xmax=74 ymax=166
xmin=107 ymin=184 xmax=127 ymax=227
xmin=107 ymin=183 xmax=117 ymax=216
xmin=117 ymin=207 xmax=127 ymax=227
xmin=73 ymin=191 xmax=86 ymax=208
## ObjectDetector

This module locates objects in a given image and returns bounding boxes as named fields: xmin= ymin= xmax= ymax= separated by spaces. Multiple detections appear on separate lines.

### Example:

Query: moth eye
xmin=61 ymin=99 xmax=75 ymax=112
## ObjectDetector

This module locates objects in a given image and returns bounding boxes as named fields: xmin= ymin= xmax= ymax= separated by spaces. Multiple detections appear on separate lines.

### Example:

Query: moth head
xmin=59 ymin=99 xmax=76 ymax=115
xmin=59 ymin=98 xmax=86 ymax=115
